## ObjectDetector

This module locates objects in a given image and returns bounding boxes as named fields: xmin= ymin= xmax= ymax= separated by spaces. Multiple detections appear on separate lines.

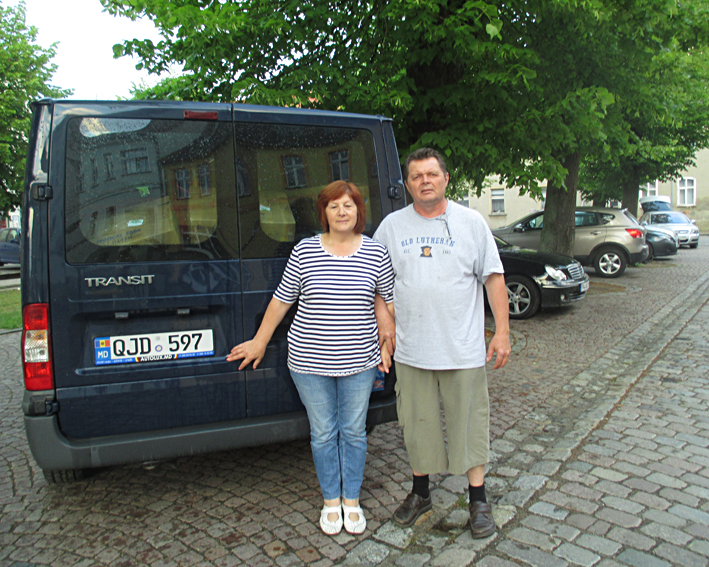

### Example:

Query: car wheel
xmin=644 ymin=243 xmax=654 ymax=263
xmin=43 ymin=468 xmax=87 ymax=484
xmin=689 ymin=243 xmax=698 ymax=249
xmin=506 ymin=275 xmax=541 ymax=319
xmin=593 ymin=247 xmax=627 ymax=278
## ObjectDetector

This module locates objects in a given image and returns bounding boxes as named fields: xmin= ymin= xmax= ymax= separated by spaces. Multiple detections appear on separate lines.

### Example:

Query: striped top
xmin=274 ymin=234 xmax=395 ymax=376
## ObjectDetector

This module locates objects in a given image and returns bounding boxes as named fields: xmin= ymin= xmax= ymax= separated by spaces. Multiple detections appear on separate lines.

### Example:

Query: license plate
xmin=581 ymin=281 xmax=590 ymax=292
xmin=94 ymin=329 xmax=214 ymax=365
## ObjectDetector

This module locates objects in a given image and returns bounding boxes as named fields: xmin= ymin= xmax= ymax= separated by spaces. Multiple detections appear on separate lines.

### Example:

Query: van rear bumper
xmin=24 ymin=398 xmax=398 ymax=472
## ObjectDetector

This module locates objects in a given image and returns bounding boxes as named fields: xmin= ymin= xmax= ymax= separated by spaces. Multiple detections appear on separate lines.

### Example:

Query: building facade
xmin=467 ymin=148 xmax=709 ymax=232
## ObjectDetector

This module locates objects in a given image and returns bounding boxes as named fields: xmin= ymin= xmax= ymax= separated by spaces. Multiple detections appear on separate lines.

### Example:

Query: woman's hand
xmin=378 ymin=341 xmax=392 ymax=374
xmin=227 ymin=339 xmax=267 ymax=370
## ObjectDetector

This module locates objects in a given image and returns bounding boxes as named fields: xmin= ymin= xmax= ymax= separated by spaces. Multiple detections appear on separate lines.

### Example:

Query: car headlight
xmin=545 ymin=265 xmax=567 ymax=281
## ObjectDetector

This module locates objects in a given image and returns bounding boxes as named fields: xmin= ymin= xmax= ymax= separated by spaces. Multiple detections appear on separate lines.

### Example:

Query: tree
xmin=104 ymin=0 xmax=709 ymax=255
xmin=0 ymin=0 xmax=70 ymax=217
xmin=580 ymin=48 xmax=709 ymax=218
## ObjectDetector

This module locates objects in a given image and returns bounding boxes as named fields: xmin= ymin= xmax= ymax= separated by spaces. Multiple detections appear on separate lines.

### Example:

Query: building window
xmin=678 ymin=177 xmax=696 ymax=206
xmin=199 ymin=163 xmax=211 ymax=196
xmin=106 ymin=206 xmax=117 ymax=232
xmin=91 ymin=158 xmax=99 ymax=187
xmin=491 ymin=188 xmax=505 ymax=213
xmin=329 ymin=150 xmax=350 ymax=181
xmin=283 ymin=155 xmax=306 ymax=189
xmin=176 ymin=168 xmax=191 ymax=199
xmin=121 ymin=148 xmax=150 ymax=175
xmin=640 ymin=181 xmax=658 ymax=198
xmin=105 ymin=154 xmax=115 ymax=180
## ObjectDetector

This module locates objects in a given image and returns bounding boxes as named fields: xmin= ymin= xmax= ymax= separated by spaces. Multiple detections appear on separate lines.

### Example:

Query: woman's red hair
xmin=316 ymin=181 xmax=367 ymax=234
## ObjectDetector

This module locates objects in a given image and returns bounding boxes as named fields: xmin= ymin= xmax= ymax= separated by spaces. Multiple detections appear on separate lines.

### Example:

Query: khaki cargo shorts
xmin=395 ymin=362 xmax=489 ymax=475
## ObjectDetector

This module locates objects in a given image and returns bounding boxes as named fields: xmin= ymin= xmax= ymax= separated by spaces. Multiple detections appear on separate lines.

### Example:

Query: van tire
xmin=43 ymin=468 xmax=86 ymax=484
xmin=593 ymin=247 xmax=626 ymax=278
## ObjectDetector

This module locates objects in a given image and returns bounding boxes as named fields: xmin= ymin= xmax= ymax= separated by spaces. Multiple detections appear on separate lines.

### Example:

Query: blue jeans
xmin=290 ymin=367 xmax=377 ymax=501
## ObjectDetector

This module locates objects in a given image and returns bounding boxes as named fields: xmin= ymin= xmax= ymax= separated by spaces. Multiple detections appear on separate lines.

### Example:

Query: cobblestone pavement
xmin=2 ymin=246 xmax=709 ymax=567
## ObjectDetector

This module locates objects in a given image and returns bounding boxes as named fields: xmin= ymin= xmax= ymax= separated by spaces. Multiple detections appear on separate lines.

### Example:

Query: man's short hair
xmin=404 ymin=148 xmax=448 ymax=179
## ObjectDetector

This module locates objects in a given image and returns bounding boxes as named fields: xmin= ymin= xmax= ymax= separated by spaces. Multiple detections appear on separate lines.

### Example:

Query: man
xmin=374 ymin=147 xmax=510 ymax=538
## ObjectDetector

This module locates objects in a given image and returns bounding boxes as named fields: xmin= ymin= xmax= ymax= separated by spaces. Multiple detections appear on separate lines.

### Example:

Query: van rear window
xmin=65 ymin=117 xmax=381 ymax=263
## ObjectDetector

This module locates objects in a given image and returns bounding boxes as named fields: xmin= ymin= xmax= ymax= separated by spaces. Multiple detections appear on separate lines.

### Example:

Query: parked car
xmin=495 ymin=236 xmax=590 ymax=319
xmin=645 ymin=226 xmax=678 ymax=261
xmin=492 ymin=207 xmax=648 ymax=278
xmin=0 ymin=227 xmax=20 ymax=266
xmin=639 ymin=195 xmax=672 ymax=214
xmin=639 ymin=210 xmax=700 ymax=248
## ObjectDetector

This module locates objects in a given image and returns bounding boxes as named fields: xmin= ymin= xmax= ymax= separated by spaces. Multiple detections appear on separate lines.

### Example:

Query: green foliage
xmin=581 ymin=45 xmax=709 ymax=206
xmin=105 ymin=0 xmax=709 ymax=221
xmin=0 ymin=1 xmax=70 ymax=216
xmin=0 ymin=288 xmax=21 ymax=330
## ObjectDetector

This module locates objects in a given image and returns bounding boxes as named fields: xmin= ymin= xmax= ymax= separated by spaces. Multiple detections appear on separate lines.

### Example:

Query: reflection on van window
xmin=66 ymin=118 xmax=238 ymax=264
xmin=65 ymin=117 xmax=382 ymax=263
xmin=236 ymin=122 xmax=381 ymax=259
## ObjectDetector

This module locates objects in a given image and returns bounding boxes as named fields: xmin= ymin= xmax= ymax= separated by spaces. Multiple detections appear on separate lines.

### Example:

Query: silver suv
xmin=492 ymin=207 xmax=649 ymax=278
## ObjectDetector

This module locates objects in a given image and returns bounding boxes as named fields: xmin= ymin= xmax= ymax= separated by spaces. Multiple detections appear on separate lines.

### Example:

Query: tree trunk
xmin=621 ymin=167 xmax=641 ymax=218
xmin=539 ymin=152 xmax=580 ymax=256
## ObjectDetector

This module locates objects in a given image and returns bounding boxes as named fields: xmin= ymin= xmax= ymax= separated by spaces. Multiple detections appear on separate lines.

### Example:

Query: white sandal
xmin=342 ymin=504 xmax=367 ymax=535
xmin=319 ymin=504 xmax=343 ymax=535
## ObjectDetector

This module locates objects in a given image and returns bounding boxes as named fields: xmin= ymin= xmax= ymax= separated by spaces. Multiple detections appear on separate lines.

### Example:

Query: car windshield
xmin=494 ymin=236 xmax=513 ymax=249
xmin=651 ymin=212 xmax=691 ymax=224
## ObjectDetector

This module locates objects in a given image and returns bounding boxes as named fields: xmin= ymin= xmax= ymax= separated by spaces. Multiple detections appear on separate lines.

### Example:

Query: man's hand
xmin=374 ymin=294 xmax=396 ymax=355
xmin=484 ymin=273 xmax=511 ymax=369
xmin=486 ymin=331 xmax=511 ymax=369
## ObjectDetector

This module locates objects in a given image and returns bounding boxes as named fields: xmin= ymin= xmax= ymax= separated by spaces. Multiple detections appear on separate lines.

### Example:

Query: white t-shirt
xmin=373 ymin=201 xmax=503 ymax=370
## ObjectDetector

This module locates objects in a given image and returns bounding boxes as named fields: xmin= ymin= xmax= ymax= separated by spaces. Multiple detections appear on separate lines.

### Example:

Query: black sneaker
xmin=393 ymin=493 xmax=433 ymax=527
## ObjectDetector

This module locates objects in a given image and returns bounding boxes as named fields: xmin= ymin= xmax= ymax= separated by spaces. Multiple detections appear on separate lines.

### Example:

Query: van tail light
xmin=626 ymin=228 xmax=644 ymax=239
xmin=22 ymin=303 xmax=54 ymax=391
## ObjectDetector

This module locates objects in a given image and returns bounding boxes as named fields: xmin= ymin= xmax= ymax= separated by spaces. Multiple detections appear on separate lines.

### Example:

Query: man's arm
xmin=374 ymin=294 xmax=396 ymax=355
xmin=484 ymin=273 xmax=511 ymax=369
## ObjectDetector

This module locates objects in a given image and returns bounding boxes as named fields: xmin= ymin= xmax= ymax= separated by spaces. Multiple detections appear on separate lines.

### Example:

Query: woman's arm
xmin=227 ymin=297 xmax=292 ymax=370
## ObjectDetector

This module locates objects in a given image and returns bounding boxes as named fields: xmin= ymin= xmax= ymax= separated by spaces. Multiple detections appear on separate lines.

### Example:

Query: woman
xmin=227 ymin=181 xmax=395 ymax=536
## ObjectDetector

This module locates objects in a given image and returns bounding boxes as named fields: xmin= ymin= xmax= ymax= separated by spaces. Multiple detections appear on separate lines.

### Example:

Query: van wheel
xmin=593 ymin=247 xmax=626 ymax=278
xmin=689 ymin=243 xmax=698 ymax=249
xmin=506 ymin=275 xmax=541 ymax=319
xmin=43 ymin=468 xmax=87 ymax=484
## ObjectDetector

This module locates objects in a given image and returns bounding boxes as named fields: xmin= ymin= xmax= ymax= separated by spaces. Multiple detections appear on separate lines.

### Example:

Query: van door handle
xmin=30 ymin=182 xmax=53 ymax=201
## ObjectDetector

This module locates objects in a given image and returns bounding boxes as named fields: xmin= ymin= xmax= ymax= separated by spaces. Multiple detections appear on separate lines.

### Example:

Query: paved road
xmin=2 ymin=246 xmax=709 ymax=566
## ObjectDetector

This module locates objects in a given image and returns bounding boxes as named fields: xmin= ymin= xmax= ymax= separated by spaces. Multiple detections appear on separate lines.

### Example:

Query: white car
xmin=639 ymin=211 xmax=700 ymax=248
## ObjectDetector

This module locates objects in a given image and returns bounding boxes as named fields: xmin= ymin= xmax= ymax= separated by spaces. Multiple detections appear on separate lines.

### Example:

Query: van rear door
xmin=47 ymin=102 xmax=246 ymax=439
xmin=227 ymin=108 xmax=396 ymax=417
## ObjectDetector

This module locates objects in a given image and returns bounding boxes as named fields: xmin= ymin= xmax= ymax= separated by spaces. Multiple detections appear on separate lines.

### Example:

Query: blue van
xmin=21 ymin=100 xmax=405 ymax=482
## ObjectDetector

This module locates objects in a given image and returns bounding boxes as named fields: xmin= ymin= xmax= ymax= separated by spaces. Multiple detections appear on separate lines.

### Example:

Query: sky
xmin=8 ymin=0 xmax=165 ymax=100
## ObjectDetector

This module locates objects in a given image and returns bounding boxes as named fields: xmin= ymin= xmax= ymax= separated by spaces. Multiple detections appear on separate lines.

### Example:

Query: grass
xmin=0 ymin=288 xmax=22 ymax=330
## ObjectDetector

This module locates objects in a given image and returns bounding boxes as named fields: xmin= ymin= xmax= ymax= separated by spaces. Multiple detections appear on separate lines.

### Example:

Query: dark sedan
xmin=496 ymin=236 xmax=590 ymax=319
xmin=645 ymin=226 xmax=678 ymax=261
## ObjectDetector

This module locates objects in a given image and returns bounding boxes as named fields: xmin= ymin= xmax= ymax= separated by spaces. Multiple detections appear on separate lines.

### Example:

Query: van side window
xmin=65 ymin=118 xmax=383 ymax=263
xmin=235 ymin=123 xmax=382 ymax=259
xmin=65 ymin=118 xmax=239 ymax=264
